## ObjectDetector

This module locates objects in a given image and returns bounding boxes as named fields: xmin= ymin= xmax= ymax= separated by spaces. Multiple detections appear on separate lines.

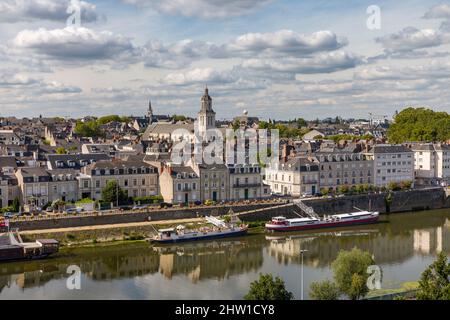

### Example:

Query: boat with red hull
xmin=265 ymin=211 xmax=379 ymax=232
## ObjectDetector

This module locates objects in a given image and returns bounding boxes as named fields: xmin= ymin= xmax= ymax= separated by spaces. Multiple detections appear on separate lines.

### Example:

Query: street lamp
xmin=300 ymin=249 xmax=308 ymax=300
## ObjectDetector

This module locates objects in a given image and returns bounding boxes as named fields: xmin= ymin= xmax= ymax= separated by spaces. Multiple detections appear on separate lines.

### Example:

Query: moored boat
xmin=0 ymin=229 xmax=59 ymax=262
xmin=265 ymin=211 xmax=379 ymax=232
xmin=150 ymin=216 xmax=248 ymax=244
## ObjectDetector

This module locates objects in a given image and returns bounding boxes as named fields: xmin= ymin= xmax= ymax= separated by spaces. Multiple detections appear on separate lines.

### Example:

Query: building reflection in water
xmin=414 ymin=219 xmax=450 ymax=255
xmin=155 ymin=240 xmax=263 ymax=283
xmin=0 ymin=239 xmax=264 ymax=291
xmin=267 ymin=217 xmax=450 ymax=268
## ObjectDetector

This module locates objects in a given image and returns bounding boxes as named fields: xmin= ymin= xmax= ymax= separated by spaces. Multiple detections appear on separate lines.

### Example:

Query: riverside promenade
xmin=3 ymin=187 xmax=450 ymax=233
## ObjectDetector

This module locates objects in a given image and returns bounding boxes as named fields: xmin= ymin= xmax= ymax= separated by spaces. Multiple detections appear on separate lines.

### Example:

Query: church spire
xmin=147 ymin=99 xmax=153 ymax=124
xmin=197 ymin=86 xmax=216 ymax=137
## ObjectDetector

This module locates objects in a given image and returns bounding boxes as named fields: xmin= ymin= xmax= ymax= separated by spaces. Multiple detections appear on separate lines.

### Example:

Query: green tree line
xmin=388 ymin=107 xmax=450 ymax=143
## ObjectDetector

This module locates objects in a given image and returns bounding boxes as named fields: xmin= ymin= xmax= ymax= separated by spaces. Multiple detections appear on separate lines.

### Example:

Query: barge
xmin=0 ymin=229 xmax=59 ymax=262
xmin=150 ymin=216 xmax=248 ymax=244
xmin=265 ymin=211 xmax=379 ymax=232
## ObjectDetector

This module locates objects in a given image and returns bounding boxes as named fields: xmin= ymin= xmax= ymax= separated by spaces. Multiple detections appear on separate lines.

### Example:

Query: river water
xmin=0 ymin=209 xmax=449 ymax=300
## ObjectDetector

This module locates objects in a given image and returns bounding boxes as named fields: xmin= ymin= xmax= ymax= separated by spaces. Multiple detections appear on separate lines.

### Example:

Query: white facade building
xmin=365 ymin=145 xmax=414 ymax=187
xmin=412 ymin=143 xmax=450 ymax=186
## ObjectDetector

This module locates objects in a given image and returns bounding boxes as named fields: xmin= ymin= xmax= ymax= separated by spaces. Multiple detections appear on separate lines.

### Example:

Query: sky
xmin=1 ymin=0 xmax=450 ymax=120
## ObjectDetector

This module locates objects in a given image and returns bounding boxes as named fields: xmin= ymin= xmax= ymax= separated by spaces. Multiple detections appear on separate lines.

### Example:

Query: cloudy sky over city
xmin=1 ymin=0 xmax=450 ymax=119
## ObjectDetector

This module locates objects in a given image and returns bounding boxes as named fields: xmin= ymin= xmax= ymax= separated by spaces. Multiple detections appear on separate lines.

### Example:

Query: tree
xmin=296 ymin=118 xmax=308 ymax=128
xmin=400 ymin=180 xmax=412 ymax=190
xmin=56 ymin=147 xmax=67 ymax=154
xmin=320 ymin=188 xmax=329 ymax=196
xmin=97 ymin=115 xmax=130 ymax=125
xmin=347 ymin=274 xmax=368 ymax=300
xmin=416 ymin=252 xmax=450 ymax=300
xmin=309 ymin=280 xmax=340 ymax=300
xmin=101 ymin=181 xmax=128 ymax=205
xmin=52 ymin=199 xmax=66 ymax=211
xmin=74 ymin=120 xmax=105 ymax=138
xmin=387 ymin=107 xmax=450 ymax=143
xmin=11 ymin=197 xmax=20 ymax=212
xmin=331 ymin=248 xmax=375 ymax=300
xmin=387 ymin=181 xmax=400 ymax=191
xmin=244 ymin=274 xmax=293 ymax=300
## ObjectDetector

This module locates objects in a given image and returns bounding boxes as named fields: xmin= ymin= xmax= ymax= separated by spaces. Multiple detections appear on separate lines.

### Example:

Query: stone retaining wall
xmin=10 ymin=202 xmax=285 ymax=231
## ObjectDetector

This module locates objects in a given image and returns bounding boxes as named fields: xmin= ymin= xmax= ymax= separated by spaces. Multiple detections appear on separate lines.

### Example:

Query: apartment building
xmin=159 ymin=165 xmax=200 ymax=204
xmin=315 ymin=152 xmax=373 ymax=191
xmin=47 ymin=169 xmax=79 ymax=203
xmin=365 ymin=145 xmax=414 ymax=187
xmin=228 ymin=164 xmax=268 ymax=200
xmin=0 ymin=175 xmax=19 ymax=208
xmin=264 ymin=157 xmax=320 ymax=196
xmin=194 ymin=163 xmax=229 ymax=202
xmin=15 ymin=168 xmax=51 ymax=208
xmin=412 ymin=143 xmax=450 ymax=186
xmin=79 ymin=159 xmax=159 ymax=201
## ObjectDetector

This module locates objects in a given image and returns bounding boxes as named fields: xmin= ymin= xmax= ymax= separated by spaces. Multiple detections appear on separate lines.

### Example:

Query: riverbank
xmin=19 ymin=218 xmax=267 ymax=246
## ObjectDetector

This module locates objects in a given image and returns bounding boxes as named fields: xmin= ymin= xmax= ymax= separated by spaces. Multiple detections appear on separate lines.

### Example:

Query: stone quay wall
xmin=10 ymin=201 xmax=286 ymax=231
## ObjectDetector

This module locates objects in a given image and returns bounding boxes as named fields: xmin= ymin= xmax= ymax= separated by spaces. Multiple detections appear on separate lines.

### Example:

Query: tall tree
xmin=244 ymin=274 xmax=293 ymax=300
xmin=331 ymin=248 xmax=375 ymax=300
xmin=101 ymin=181 xmax=128 ymax=205
xmin=309 ymin=280 xmax=340 ymax=300
xmin=416 ymin=252 xmax=450 ymax=300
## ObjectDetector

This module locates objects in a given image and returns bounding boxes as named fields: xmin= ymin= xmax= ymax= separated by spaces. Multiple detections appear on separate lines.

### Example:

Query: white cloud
xmin=0 ymin=0 xmax=98 ymax=23
xmin=0 ymin=70 xmax=38 ymax=86
xmin=163 ymin=68 xmax=237 ymax=85
xmin=354 ymin=62 xmax=450 ymax=81
xmin=38 ymin=81 xmax=82 ymax=94
xmin=242 ymin=51 xmax=362 ymax=75
xmin=13 ymin=27 xmax=135 ymax=61
xmin=376 ymin=27 xmax=448 ymax=52
xmin=142 ymin=39 xmax=224 ymax=69
xmin=424 ymin=4 xmax=450 ymax=20
xmin=122 ymin=0 xmax=272 ymax=19
xmin=229 ymin=30 xmax=347 ymax=55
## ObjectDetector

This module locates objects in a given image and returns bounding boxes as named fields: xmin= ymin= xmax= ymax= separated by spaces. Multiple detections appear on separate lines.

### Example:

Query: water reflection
xmin=268 ymin=215 xmax=450 ymax=268
xmin=0 ymin=209 xmax=449 ymax=298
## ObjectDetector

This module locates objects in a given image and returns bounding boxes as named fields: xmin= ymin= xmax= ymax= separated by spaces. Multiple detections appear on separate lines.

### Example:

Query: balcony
xmin=233 ymin=183 xmax=261 ymax=188
xmin=302 ymin=180 xmax=318 ymax=185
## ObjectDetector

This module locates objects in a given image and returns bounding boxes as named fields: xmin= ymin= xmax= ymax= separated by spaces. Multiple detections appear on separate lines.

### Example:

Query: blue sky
xmin=1 ymin=0 xmax=450 ymax=120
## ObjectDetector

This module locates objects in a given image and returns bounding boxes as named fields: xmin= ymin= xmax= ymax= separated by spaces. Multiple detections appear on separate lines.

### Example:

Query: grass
xmin=366 ymin=281 xmax=419 ymax=298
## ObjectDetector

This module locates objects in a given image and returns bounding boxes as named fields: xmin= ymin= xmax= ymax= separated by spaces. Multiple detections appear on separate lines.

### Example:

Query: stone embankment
xmin=7 ymin=188 xmax=450 ymax=231
xmin=8 ymin=200 xmax=287 ymax=231
xmin=238 ymin=187 xmax=450 ymax=221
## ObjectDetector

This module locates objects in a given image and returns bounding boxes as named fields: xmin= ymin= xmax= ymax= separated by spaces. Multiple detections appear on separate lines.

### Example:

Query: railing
xmin=301 ymin=180 xmax=318 ymax=185
xmin=6 ymin=198 xmax=289 ymax=223
xmin=233 ymin=183 xmax=261 ymax=188
xmin=294 ymin=199 xmax=319 ymax=219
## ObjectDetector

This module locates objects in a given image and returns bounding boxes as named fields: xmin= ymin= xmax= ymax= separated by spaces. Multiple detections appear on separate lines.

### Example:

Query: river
xmin=0 ymin=209 xmax=449 ymax=300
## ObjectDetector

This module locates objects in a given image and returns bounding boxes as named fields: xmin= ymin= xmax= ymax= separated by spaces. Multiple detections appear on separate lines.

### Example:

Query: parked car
xmin=159 ymin=202 xmax=173 ymax=209
xmin=3 ymin=212 xmax=20 ymax=218
xmin=64 ymin=208 xmax=77 ymax=214
xmin=314 ymin=193 xmax=322 ymax=197
xmin=46 ymin=207 xmax=54 ymax=213
xmin=194 ymin=200 xmax=202 ymax=206
xmin=132 ymin=204 xmax=149 ymax=210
